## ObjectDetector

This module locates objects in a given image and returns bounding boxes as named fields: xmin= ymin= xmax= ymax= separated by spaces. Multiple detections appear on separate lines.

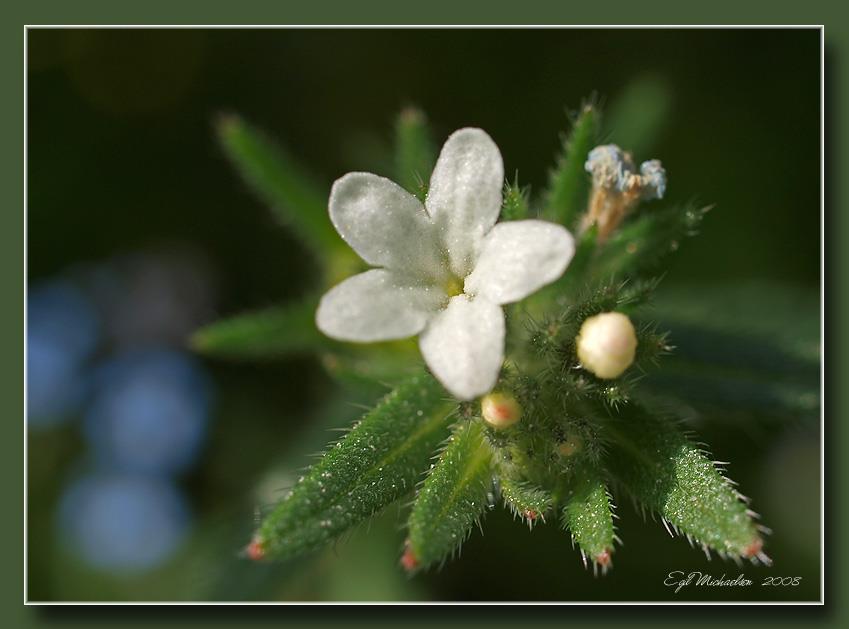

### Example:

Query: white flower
xmin=316 ymin=128 xmax=575 ymax=400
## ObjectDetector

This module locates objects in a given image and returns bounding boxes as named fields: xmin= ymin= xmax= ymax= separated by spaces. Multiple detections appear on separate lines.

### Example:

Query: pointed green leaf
xmin=498 ymin=474 xmax=553 ymax=521
xmin=216 ymin=114 xmax=345 ymax=257
xmin=256 ymin=372 xmax=456 ymax=560
xmin=605 ymin=403 xmax=764 ymax=561
xmin=191 ymin=297 xmax=329 ymax=360
xmin=542 ymin=103 xmax=601 ymax=228
xmin=501 ymin=177 xmax=530 ymax=221
xmin=406 ymin=421 xmax=493 ymax=569
xmin=394 ymin=107 xmax=436 ymax=200
xmin=560 ymin=465 xmax=616 ymax=569
xmin=644 ymin=320 xmax=819 ymax=419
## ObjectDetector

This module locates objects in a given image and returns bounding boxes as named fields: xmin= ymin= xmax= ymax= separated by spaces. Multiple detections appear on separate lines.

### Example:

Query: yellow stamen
xmin=445 ymin=275 xmax=464 ymax=298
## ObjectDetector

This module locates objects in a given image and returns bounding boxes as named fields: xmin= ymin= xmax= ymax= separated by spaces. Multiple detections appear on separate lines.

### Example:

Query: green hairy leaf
xmin=394 ymin=106 xmax=436 ymax=200
xmin=406 ymin=421 xmax=494 ymax=570
xmin=498 ymin=474 xmax=553 ymax=522
xmin=256 ymin=372 xmax=456 ymax=560
xmin=560 ymin=465 xmax=616 ymax=570
xmin=606 ymin=403 xmax=765 ymax=561
xmin=501 ymin=177 xmax=530 ymax=221
xmin=543 ymin=103 xmax=601 ymax=228
xmin=190 ymin=297 xmax=328 ymax=360
xmin=215 ymin=114 xmax=344 ymax=257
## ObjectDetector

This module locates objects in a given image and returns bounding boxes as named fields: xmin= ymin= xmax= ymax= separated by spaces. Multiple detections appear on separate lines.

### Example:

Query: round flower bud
xmin=576 ymin=312 xmax=638 ymax=379
xmin=481 ymin=392 xmax=522 ymax=430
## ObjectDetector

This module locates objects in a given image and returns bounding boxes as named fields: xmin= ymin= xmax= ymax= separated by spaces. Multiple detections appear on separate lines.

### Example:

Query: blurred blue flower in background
xmin=27 ymin=280 xmax=100 ymax=427
xmin=84 ymin=348 xmax=213 ymax=476
xmin=58 ymin=472 xmax=190 ymax=573
xmin=32 ymin=247 xmax=217 ymax=574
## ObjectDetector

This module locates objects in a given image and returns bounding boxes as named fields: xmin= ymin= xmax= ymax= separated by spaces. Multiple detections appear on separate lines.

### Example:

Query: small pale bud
xmin=576 ymin=312 xmax=638 ymax=379
xmin=481 ymin=392 xmax=522 ymax=429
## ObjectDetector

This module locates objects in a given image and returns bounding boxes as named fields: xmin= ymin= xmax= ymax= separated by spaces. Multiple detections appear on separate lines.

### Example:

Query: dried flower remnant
xmin=582 ymin=145 xmax=667 ymax=241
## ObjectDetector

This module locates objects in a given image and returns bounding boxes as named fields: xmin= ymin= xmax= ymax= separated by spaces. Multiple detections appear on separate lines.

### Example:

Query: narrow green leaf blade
xmin=561 ymin=465 xmax=616 ymax=570
xmin=394 ymin=107 xmax=436 ymax=200
xmin=542 ymin=103 xmax=601 ymax=228
xmin=256 ymin=372 xmax=456 ymax=560
xmin=191 ymin=297 xmax=328 ymax=360
xmin=606 ymin=404 xmax=765 ymax=561
xmin=498 ymin=474 xmax=553 ymax=522
xmin=644 ymin=321 xmax=819 ymax=420
xmin=406 ymin=421 xmax=493 ymax=569
xmin=216 ymin=114 xmax=345 ymax=256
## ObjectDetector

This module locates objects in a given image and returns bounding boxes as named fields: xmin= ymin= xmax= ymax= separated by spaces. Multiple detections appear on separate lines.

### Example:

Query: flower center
xmin=444 ymin=275 xmax=465 ymax=298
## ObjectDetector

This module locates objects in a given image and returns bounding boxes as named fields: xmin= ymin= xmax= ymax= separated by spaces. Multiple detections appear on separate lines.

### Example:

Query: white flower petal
xmin=419 ymin=295 xmax=504 ymax=400
xmin=316 ymin=269 xmax=444 ymax=342
xmin=425 ymin=128 xmax=504 ymax=278
xmin=329 ymin=172 xmax=442 ymax=277
xmin=464 ymin=220 xmax=575 ymax=305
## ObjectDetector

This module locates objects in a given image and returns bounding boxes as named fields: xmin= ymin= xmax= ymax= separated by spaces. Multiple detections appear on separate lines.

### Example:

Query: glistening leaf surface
xmin=257 ymin=372 xmax=455 ymax=560
xmin=407 ymin=421 xmax=494 ymax=569
xmin=561 ymin=465 xmax=616 ymax=565
xmin=606 ymin=403 xmax=761 ymax=558
xmin=499 ymin=474 xmax=553 ymax=520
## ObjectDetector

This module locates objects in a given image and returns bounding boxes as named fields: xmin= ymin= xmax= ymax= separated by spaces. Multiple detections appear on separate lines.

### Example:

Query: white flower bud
xmin=481 ymin=392 xmax=522 ymax=429
xmin=576 ymin=312 xmax=638 ymax=379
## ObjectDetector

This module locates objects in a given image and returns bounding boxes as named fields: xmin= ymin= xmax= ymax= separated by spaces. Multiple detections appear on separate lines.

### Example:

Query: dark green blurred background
xmin=27 ymin=28 xmax=820 ymax=601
